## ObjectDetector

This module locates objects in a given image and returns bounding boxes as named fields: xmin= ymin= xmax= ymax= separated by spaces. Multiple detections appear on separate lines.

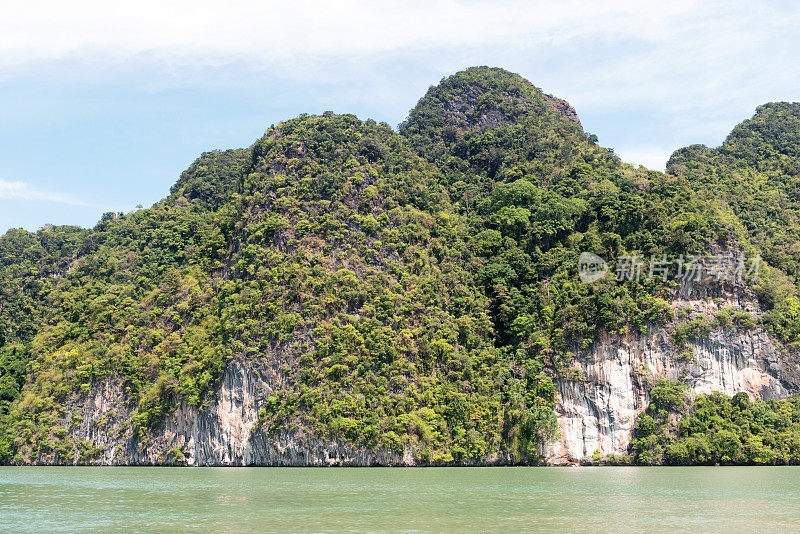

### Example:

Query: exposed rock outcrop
xmin=439 ymin=85 xmax=582 ymax=130
xmin=547 ymin=326 xmax=795 ymax=464
xmin=546 ymin=285 xmax=800 ymax=464
xmin=49 ymin=357 xmax=408 ymax=466
xmin=542 ymin=93 xmax=581 ymax=127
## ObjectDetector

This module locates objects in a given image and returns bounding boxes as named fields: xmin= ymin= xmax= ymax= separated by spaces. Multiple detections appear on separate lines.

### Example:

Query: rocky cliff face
xmin=546 ymin=289 xmax=800 ymax=465
xmin=542 ymin=93 xmax=581 ymax=127
xmin=547 ymin=327 xmax=792 ymax=464
xmin=48 ymin=357 xmax=408 ymax=466
xmin=54 ymin=327 xmax=794 ymax=466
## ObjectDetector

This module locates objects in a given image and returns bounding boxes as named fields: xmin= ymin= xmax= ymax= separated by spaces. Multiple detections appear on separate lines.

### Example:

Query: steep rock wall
xmin=546 ymin=326 xmax=798 ymax=464
xmin=48 ymin=357 xmax=408 ymax=466
xmin=44 ymin=326 xmax=798 ymax=466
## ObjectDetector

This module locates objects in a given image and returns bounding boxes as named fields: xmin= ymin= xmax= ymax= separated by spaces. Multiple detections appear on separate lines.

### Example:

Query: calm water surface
xmin=2 ymin=466 xmax=799 ymax=533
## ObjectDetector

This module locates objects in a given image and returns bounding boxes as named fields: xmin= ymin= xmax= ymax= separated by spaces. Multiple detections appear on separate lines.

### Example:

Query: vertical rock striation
xmin=53 ymin=357 xmax=407 ymax=466
xmin=547 ymin=326 xmax=797 ymax=464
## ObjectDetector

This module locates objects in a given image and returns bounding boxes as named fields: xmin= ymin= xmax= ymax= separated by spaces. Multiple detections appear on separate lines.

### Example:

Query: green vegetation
xmin=1 ymin=67 xmax=799 ymax=465
xmin=667 ymin=102 xmax=800 ymax=347
xmin=631 ymin=379 xmax=800 ymax=465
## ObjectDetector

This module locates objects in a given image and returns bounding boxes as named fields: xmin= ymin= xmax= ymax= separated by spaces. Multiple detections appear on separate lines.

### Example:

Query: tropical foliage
xmin=631 ymin=379 xmax=800 ymax=465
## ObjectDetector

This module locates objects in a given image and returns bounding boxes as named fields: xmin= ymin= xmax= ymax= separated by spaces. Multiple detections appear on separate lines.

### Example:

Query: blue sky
xmin=1 ymin=0 xmax=798 ymax=233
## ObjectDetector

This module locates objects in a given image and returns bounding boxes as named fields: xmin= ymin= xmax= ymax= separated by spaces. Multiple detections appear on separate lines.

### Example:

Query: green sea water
xmin=1 ymin=466 xmax=799 ymax=533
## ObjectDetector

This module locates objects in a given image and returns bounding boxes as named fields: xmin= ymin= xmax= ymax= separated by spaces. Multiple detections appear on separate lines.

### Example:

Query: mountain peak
xmin=668 ymin=101 xmax=800 ymax=174
xmin=399 ymin=66 xmax=581 ymax=142
xmin=720 ymin=101 xmax=800 ymax=166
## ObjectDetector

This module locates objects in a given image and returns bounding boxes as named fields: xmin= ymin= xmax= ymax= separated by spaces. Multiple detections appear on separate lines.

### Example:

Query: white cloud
xmin=2 ymin=1 xmax=796 ymax=131
xmin=0 ymin=1 xmax=697 ymax=63
xmin=0 ymin=178 xmax=93 ymax=206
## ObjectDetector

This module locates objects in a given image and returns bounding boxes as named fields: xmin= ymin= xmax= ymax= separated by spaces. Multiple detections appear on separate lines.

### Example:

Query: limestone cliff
xmin=547 ymin=327 xmax=793 ymax=464
xmin=45 ymin=357 xmax=408 ymax=466
xmin=546 ymin=287 xmax=800 ymax=465
xmin=38 ymin=353 xmax=526 ymax=466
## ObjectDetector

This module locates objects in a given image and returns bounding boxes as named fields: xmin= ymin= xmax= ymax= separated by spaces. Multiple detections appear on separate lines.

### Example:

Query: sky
xmin=1 ymin=0 xmax=798 ymax=233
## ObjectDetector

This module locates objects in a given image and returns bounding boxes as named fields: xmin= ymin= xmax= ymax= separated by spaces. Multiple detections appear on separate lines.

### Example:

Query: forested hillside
xmin=667 ymin=102 xmax=800 ymax=346
xmin=1 ymin=67 xmax=799 ymax=465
